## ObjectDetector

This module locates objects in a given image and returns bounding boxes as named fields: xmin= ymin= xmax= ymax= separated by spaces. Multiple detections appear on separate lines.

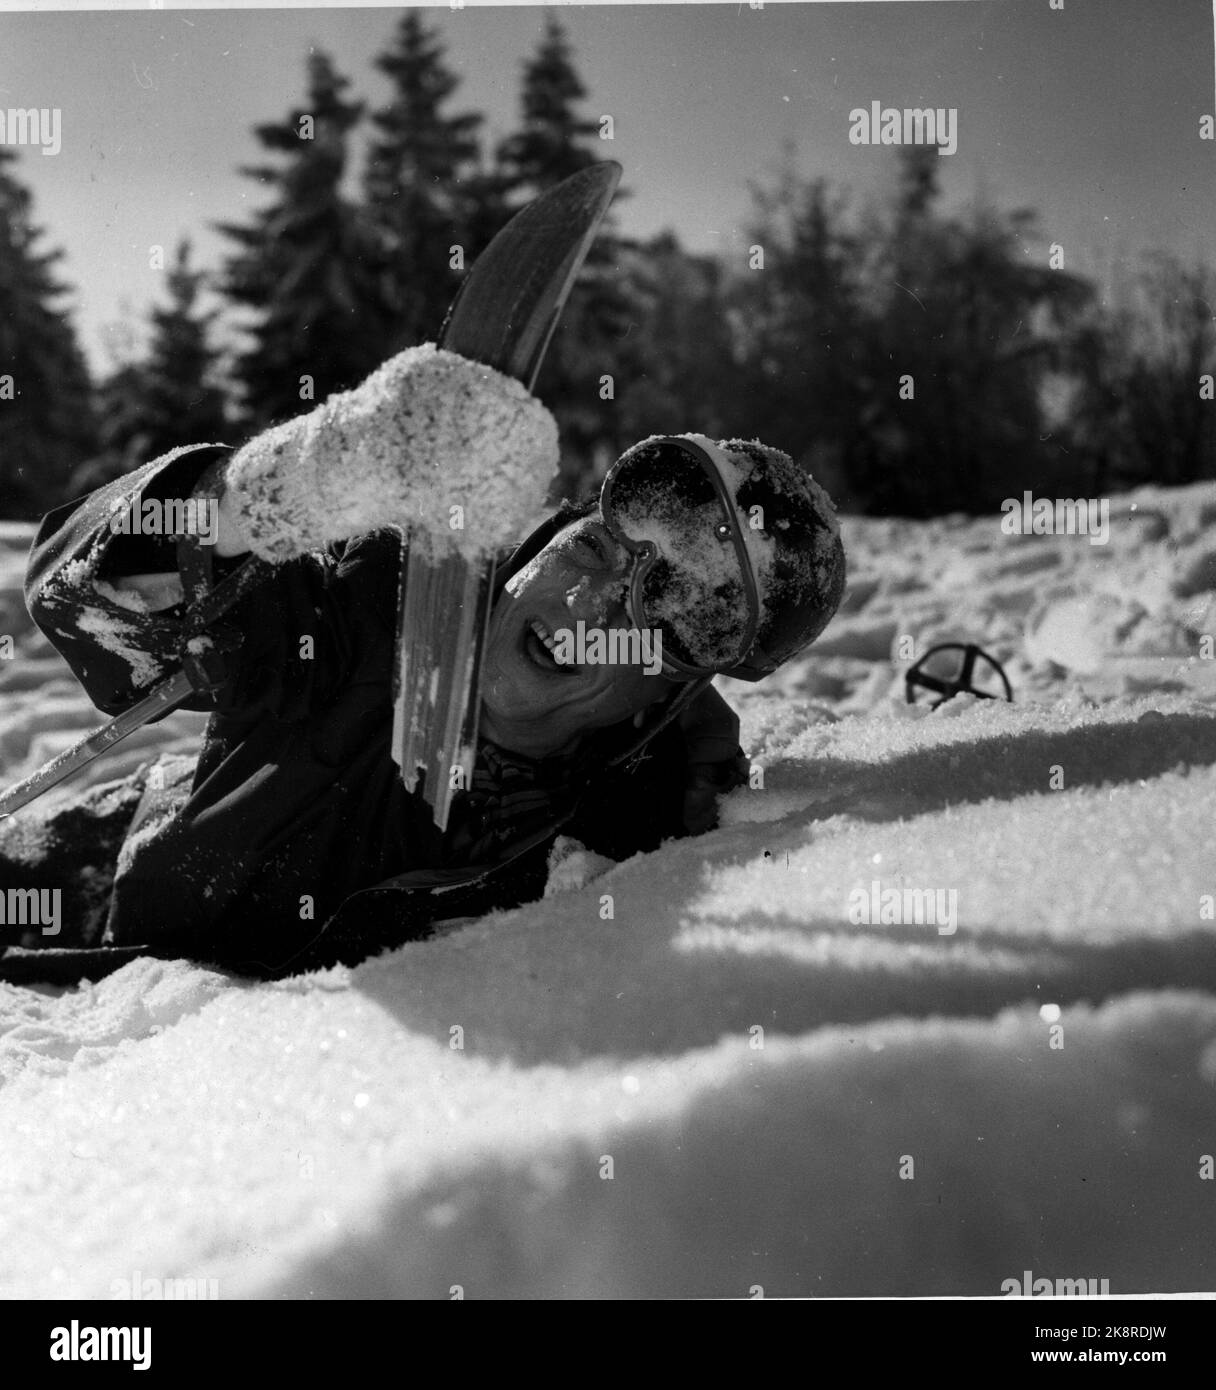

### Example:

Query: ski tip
xmin=577 ymin=160 xmax=622 ymax=196
xmin=540 ymin=161 xmax=621 ymax=215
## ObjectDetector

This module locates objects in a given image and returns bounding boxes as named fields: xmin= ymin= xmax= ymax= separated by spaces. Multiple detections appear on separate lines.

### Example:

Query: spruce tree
xmin=146 ymin=239 xmax=228 ymax=447
xmin=496 ymin=14 xmax=601 ymax=202
xmin=81 ymin=363 xmax=152 ymax=489
xmin=90 ymin=238 xmax=229 ymax=480
xmin=0 ymin=147 xmax=97 ymax=517
xmin=732 ymin=144 xmax=870 ymax=509
xmin=617 ymin=232 xmax=739 ymax=448
xmin=495 ymin=15 xmax=640 ymax=492
xmin=1111 ymin=254 xmax=1216 ymax=489
xmin=862 ymin=147 xmax=1093 ymax=513
xmin=218 ymin=50 xmax=380 ymax=432
xmin=363 ymin=12 xmax=484 ymax=355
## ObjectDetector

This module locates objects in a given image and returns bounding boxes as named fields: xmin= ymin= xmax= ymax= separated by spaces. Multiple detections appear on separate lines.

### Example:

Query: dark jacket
xmin=25 ymin=445 xmax=738 ymax=977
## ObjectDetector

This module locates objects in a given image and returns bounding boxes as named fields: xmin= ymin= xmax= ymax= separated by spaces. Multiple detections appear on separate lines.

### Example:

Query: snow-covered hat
xmin=601 ymin=433 xmax=846 ymax=681
xmin=505 ymin=434 xmax=847 ymax=683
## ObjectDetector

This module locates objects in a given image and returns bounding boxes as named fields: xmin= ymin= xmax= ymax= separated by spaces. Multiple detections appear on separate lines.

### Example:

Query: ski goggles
xmin=599 ymin=434 xmax=761 ymax=678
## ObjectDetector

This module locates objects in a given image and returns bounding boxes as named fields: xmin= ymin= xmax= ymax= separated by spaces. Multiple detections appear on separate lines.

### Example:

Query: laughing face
xmin=479 ymin=513 xmax=679 ymax=758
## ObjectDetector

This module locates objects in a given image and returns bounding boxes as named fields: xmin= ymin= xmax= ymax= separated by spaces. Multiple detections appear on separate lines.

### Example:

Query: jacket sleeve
xmin=24 ymin=444 xmax=233 ymax=716
xmin=24 ymin=444 xmax=400 ymax=722
xmin=560 ymin=686 xmax=748 ymax=858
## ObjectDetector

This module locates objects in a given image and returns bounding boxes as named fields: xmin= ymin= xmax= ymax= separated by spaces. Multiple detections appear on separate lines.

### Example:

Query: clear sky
xmin=1 ymin=0 xmax=1213 ymax=375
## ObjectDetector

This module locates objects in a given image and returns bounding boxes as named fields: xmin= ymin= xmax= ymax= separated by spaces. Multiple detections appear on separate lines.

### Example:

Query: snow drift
xmin=1 ymin=482 xmax=1214 ymax=1298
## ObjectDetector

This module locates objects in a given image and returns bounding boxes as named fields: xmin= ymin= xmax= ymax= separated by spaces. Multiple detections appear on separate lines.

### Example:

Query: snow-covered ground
xmin=2 ymin=485 xmax=1215 ymax=1299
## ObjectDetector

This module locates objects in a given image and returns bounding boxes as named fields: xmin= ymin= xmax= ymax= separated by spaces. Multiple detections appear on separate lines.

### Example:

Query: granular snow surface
xmin=1 ymin=482 xmax=1215 ymax=1299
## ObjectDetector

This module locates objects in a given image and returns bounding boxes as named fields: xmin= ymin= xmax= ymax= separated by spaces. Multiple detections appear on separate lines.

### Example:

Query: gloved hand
xmin=677 ymin=684 xmax=749 ymax=834
xmin=221 ymin=343 xmax=559 ymax=564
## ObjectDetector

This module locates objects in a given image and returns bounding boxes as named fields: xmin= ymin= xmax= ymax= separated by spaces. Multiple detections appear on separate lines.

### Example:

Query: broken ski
xmin=392 ymin=161 xmax=621 ymax=829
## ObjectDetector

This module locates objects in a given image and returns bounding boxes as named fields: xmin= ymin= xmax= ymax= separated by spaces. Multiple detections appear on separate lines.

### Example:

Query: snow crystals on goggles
xmin=599 ymin=434 xmax=762 ymax=677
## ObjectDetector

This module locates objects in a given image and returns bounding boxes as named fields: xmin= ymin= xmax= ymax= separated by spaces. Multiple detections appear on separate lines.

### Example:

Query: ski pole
xmin=0 ymin=551 xmax=269 ymax=820
xmin=0 ymin=670 xmax=192 ymax=819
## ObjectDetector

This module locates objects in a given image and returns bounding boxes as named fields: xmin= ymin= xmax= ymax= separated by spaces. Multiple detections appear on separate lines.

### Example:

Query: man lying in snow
xmin=2 ymin=346 xmax=845 ymax=978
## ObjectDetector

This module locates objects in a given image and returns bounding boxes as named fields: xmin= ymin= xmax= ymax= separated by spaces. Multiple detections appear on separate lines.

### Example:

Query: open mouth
xmin=521 ymin=617 xmax=579 ymax=676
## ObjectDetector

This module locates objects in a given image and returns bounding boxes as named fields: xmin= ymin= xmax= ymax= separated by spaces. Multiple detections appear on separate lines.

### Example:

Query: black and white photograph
xmin=0 ymin=0 xmax=1214 ymax=1335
